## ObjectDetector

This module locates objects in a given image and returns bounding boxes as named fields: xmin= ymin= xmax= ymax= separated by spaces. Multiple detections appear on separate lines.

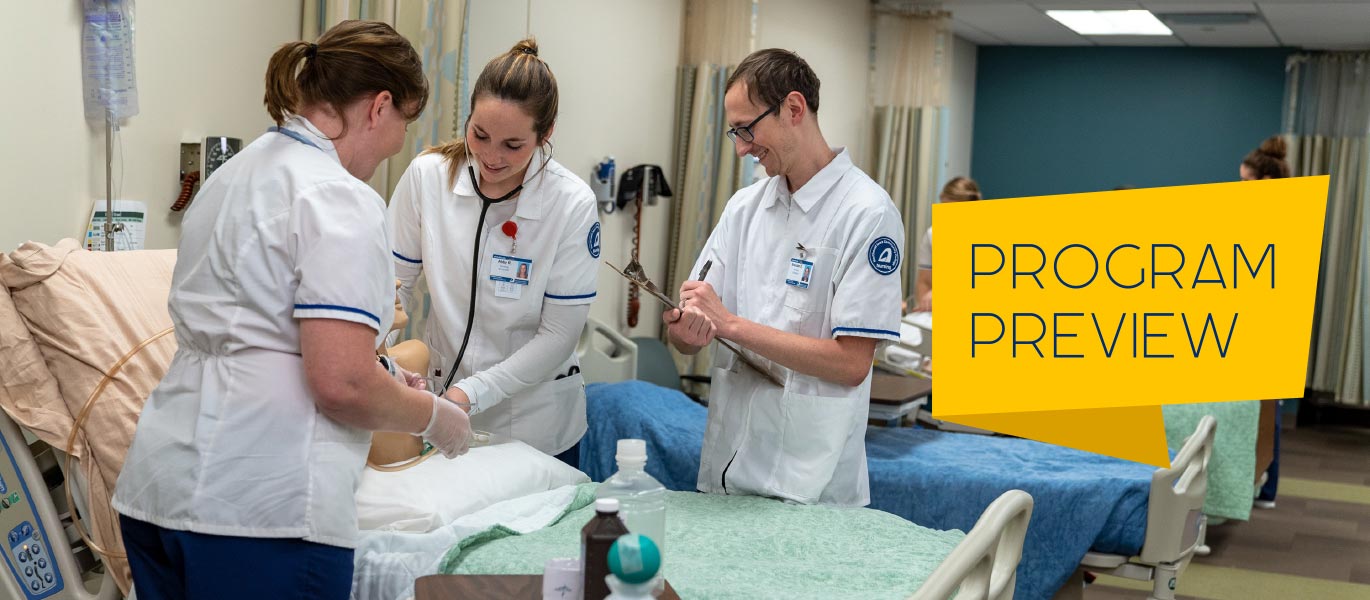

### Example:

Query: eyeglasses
xmin=726 ymin=104 xmax=780 ymax=144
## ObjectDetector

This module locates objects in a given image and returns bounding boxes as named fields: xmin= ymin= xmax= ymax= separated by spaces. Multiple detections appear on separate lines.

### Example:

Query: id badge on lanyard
xmin=490 ymin=254 xmax=533 ymax=299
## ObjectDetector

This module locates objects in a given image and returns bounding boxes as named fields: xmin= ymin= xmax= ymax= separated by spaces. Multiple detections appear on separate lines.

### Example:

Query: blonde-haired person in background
xmin=1240 ymin=135 xmax=1291 ymax=181
xmin=911 ymin=176 xmax=981 ymax=313
xmin=388 ymin=39 xmax=600 ymax=468
xmin=113 ymin=21 xmax=473 ymax=599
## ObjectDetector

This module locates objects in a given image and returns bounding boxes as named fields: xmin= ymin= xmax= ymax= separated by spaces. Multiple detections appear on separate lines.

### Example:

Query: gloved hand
xmin=418 ymin=392 xmax=473 ymax=458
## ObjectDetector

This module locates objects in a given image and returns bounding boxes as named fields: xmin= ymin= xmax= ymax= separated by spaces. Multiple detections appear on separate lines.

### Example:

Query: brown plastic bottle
xmin=582 ymin=498 xmax=630 ymax=600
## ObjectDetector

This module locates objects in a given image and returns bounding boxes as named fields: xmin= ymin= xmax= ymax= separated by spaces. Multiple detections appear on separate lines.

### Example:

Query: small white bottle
xmin=595 ymin=440 xmax=667 ymax=556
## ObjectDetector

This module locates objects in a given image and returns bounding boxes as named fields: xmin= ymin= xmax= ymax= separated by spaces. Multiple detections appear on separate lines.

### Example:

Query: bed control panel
xmin=8 ymin=521 xmax=58 ymax=596
xmin=0 ymin=433 xmax=63 ymax=600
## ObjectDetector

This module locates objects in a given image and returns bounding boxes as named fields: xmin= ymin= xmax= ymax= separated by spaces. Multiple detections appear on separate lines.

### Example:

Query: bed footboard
xmin=912 ymin=489 xmax=1034 ymax=600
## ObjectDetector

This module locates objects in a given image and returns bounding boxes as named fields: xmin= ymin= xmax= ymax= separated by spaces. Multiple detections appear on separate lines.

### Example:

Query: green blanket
xmin=440 ymin=483 xmax=965 ymax=599
xmin=1163 ymin=401 xmax=1258 ymax=521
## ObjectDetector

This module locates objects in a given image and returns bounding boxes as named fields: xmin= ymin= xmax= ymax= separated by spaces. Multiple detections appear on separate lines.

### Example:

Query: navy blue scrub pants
xmin=119 ymin=515 xmax=353 ymax=600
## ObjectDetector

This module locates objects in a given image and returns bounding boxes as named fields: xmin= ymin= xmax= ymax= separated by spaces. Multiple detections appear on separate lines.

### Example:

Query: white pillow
xmin=355 ymin=441 xmax=589 ymax=532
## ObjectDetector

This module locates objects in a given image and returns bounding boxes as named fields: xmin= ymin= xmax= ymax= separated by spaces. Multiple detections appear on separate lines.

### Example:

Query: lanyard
xmin=268 ymin=126 xmax=323 ymax=151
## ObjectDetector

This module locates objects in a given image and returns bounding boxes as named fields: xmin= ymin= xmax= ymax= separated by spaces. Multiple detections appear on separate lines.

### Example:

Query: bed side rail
xmin=911 ymin=489 xmax=1034 ymax=600
xmin=576 ymin=317 xmax=638 ymax=384
xmin=1138 ymin=414 xmax=1215 ymax=565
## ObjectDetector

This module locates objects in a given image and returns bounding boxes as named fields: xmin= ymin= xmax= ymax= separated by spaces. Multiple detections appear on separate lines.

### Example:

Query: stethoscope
xmin=440 ymin=164 xmax=523 ymax=391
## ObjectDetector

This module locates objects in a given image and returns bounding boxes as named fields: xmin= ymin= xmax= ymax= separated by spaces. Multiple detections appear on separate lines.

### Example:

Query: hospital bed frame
xmin=1054 ymin=415 xmax=1217 ymax=600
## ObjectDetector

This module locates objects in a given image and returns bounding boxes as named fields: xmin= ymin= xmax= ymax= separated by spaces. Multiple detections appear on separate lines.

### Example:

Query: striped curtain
xmin=302 ymin=0 xmax=471 ymax=343
xmin=1286 ymin=52 xmax=1370 ymax=407
xmin=868 ymin=7 xmax=951 ymax=298
xmin=665 ymin=0 xmax=757 ymax=378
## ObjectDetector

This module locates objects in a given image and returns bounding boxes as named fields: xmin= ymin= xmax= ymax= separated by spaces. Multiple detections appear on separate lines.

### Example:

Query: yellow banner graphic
xmin=932 ymin=177 xmax=1329 ymax=466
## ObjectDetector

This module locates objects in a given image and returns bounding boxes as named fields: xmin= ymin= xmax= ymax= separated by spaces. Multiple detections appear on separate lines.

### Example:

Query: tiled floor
xmin=1086 ymin=424 xmax=1370 ymax=600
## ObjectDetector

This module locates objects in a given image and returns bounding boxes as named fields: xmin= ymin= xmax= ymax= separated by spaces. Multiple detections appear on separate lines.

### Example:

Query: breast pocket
xmin=782 ymin=246 xmax=838 ymax=338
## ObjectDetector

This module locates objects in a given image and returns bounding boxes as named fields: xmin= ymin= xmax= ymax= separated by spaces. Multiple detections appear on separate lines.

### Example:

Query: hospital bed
xmin=572 ymin=322 xmax=1218 ymax=600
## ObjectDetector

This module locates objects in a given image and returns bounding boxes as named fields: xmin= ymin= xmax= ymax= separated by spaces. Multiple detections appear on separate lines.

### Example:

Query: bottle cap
xmin=608 ymin=534 xmax=661 ymax=584
xmin=616 ymin=439 xmax=647 ymax=464
xmin=595 ymin=498 xmax=620 ymax=513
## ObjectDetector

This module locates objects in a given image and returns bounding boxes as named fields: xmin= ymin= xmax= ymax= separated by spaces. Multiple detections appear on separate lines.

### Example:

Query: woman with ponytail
xmin=388 ymin=39 xmax=601 ymax=468
xmin=113 ymin=21 xmax=473 ymax=599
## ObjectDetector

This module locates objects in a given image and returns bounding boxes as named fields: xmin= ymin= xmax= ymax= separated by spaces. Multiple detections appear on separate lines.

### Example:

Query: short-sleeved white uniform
xmin=388 ymin=150 xmax=600 ymax=454
xmin=692 ymin=148 xmax=904 ymax=506
xmin=113 ymin=116 xmax=394 ymax=547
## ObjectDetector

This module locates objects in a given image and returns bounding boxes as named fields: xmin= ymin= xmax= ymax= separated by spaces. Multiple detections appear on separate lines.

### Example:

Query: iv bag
xmin=82 ymin=0 xmax=139 ymax=121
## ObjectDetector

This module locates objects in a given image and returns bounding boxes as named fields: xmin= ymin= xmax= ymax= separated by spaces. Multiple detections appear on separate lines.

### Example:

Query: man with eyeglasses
xmin=663 ymin=48 xmax=905 ymax=507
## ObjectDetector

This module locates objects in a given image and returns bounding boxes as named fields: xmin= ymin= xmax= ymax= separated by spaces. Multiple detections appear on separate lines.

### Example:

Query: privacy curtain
xmin=1285 ymin=52 xmax=1370 ymax=407
xmin=869 ymin=6 xmax=951 ymax=298
xmin=303 ymin=0 xmax=471 ymax=343
xmin=664 ymin=0 xmax=758 ymax=378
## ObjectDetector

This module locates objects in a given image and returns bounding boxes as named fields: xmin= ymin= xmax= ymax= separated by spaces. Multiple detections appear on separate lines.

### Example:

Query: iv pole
xmin=105 ymin=116 xmax=115 ymax=251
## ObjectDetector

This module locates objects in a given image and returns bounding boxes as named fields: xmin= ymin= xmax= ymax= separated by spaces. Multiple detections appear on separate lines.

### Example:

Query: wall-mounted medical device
xmin=173 ymin=136 xmax=241 ymax=212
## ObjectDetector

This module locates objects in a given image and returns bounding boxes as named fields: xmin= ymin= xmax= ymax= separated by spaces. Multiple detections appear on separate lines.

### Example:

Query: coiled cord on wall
xmin=170 ymin=171 xmax=200 ymax=212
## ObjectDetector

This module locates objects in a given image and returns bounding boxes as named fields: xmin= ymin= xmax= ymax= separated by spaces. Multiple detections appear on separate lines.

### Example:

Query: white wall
xmin=0 ymin=1 xmax=302 ymax=252
xmin=467 ymin=0 xmax=685 ymax=338
xmin=756 ymin=0 xmax=872 ymax=167
xmin=947 ymin=34 xmax=978 ymax=183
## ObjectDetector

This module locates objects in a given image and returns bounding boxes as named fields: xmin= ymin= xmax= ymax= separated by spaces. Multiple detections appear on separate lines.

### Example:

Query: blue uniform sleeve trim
xmin=544 ymin=291 xmax=598 ymax=301
xmin=392 ymin=251 xmax=422 ymax=264
xmin=832 ymin=326 xmax=900 ymax=337
xmin=294 ymin=304 xmax=381 ymax=326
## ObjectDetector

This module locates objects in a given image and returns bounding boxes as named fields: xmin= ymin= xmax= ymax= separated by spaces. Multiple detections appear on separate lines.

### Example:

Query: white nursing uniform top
xmin=113 ymin=116 xmax=394 ymax=548
xmin=692 ymin=148 xmax=905 ymax=506
xmin=388 ymin=150 xmax=600 ymax=455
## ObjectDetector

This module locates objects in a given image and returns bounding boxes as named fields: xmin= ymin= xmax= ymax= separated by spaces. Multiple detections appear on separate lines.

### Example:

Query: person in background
xmin=910 ymin=176 xmax=981 ymax=313
xmin=1240 ymin=134 xmax=1291 ymax=509
xmin=1240 ymin=135 xmax=1292 ymax=181
xmin=114 ymin=21 xmax=472 ymax=600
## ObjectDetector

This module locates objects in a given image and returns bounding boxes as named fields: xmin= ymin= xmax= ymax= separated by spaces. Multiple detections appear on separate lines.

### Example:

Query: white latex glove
xmin=419 ymin=392 xmax=473 ymax=458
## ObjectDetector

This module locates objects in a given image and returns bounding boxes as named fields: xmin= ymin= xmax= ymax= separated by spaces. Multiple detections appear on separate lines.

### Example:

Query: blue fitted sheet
xmin=582 ymin=381 xmax=1157 ymax=600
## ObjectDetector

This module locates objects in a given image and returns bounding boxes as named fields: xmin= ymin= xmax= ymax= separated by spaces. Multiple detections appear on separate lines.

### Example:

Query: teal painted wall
xmin=970 ymin=47 xmax=1290 ymax=199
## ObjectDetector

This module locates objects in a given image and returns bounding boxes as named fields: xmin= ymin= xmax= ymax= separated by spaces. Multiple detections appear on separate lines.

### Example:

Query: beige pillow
xmin=0 ymin=239 xmax=177 ymax=595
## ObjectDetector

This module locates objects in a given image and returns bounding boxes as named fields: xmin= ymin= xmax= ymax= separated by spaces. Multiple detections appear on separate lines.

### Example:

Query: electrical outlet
xmin=179 ymin=142 xmax=201 ymax=180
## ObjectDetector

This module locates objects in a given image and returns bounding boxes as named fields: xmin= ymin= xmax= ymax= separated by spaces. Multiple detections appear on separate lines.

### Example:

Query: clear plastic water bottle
xmin=595 ymin=439 xmax=667 ymax=557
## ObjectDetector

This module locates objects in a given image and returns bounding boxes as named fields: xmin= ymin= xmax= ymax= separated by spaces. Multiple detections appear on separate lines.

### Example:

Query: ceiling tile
xmin=1169 ymin=21 xmax=1278 ymax=46
xmin=952 ymin=4 xmax=1093 ymax=45
xmin=1141 ymin=1 xmax=1257 ymax=12
xmin=952 ymin=20 xmax=1008 ymax=44
xmin=1261 ymin=3 xmax=1370 ymax=49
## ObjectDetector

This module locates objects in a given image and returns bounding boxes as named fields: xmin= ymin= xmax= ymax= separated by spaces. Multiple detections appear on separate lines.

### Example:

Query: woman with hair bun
xmin=1240 ymin=135 xmax=1292 ymax=180
xmin=389 ymin=39 xmax=601 ymax=468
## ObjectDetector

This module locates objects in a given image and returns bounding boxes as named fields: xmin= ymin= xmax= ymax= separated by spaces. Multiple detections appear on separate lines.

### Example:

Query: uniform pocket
xmin=769 ymin=391 xmax=860 ymax=503
xmin=723 ymin=388 xmax=858 ymax=504
xmin=510 ymin=372 xmax=587 ymax=453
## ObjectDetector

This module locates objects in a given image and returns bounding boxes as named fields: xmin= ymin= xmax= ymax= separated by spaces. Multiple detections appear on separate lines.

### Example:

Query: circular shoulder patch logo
xmin=868 ymin=236 xmax=901 ymax=275
xmin=588 ymin=222 xmax=602 ymax=259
